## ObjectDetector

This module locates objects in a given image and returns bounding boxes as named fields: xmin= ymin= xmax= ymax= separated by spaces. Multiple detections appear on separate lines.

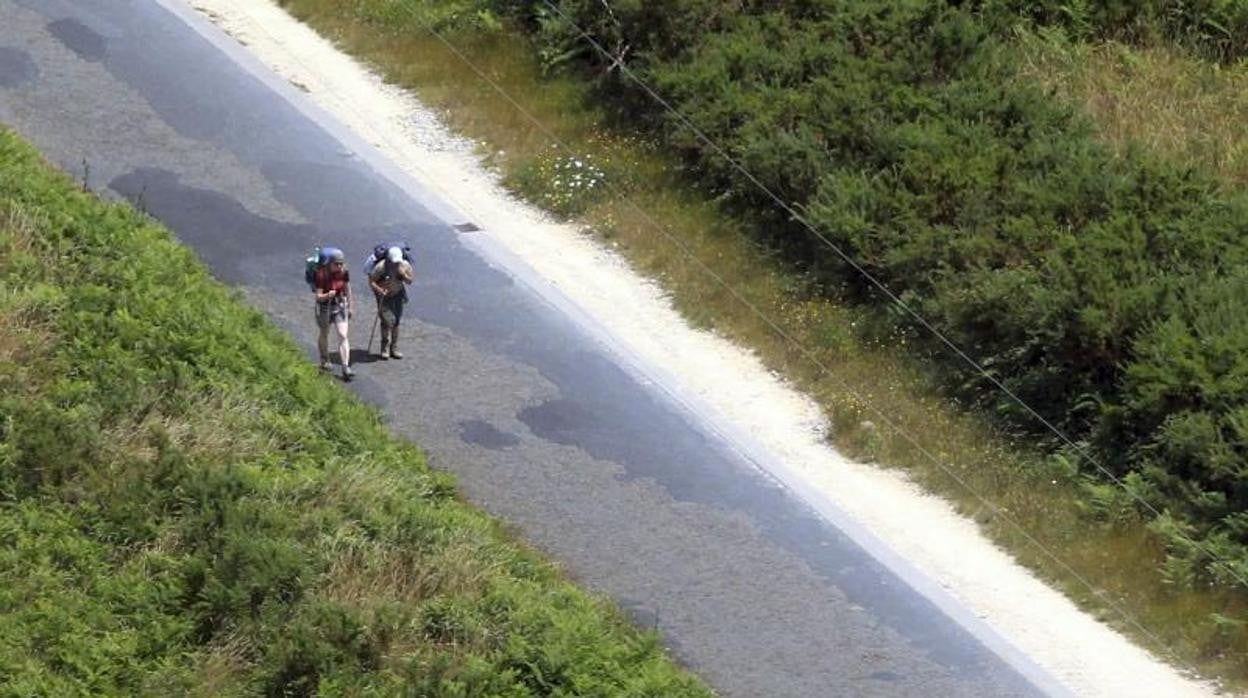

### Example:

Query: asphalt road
xmin=0 ymin=1 xmax=1066 ymax=695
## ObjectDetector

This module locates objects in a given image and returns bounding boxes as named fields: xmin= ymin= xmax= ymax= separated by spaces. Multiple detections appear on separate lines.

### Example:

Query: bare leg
xmin=335 ymin=318 xmax=352 ymax=376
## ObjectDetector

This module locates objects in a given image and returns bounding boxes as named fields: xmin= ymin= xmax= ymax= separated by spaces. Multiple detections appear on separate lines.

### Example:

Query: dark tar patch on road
xmin=459 ymin=419 xmax=521 ymax=450
xmin=110 ymin=167 xmax=315 ymax=285
xmin=47 ymin=18 xmax=106 ymax=62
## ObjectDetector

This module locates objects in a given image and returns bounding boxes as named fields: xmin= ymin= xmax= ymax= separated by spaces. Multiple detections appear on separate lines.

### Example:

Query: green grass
xmin=270 ymin=2 xmax=1248 ymax=689
xmin=0 ymin=128 xmax=710 ymax=695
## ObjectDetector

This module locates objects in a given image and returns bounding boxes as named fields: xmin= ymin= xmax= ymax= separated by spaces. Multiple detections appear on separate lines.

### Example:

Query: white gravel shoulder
xmin=184 ymin=1 xmax=1223 ymax=695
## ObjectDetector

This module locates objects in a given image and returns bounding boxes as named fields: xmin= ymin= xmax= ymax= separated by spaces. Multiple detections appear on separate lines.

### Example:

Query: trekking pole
xmin=367 ymin=313 xmax=379 ymax=356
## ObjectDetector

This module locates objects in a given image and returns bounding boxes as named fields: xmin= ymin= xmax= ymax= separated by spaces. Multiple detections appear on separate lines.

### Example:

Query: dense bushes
xmin=0 ymin=130 xmax=708 ymax=695
xmin=477 ymin=0 xmax=1248 ymax=588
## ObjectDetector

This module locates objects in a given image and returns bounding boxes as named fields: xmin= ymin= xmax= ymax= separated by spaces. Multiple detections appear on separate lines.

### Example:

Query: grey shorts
xmin=315 ymin=300 xmax=347 ymax=328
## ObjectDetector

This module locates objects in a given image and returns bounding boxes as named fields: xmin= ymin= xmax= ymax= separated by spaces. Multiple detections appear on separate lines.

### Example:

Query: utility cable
xmin=234 ymin=0 xmax=1212 ymax=669
xmin=536 ymin=0 xmax=1248 ymax=594
xmin=412 ymin=15 xmax=1200 ymax=666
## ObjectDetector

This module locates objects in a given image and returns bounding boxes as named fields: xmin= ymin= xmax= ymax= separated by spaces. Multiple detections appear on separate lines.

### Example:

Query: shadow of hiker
xmin=349 ymin=348 xmax=383 ymax=365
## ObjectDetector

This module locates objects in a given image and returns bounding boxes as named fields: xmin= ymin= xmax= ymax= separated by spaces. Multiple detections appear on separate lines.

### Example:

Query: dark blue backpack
xmin=363 ymin=242 xmax=413 ymax=272
xmin=304 ymin=246 xmax=342 ymax=289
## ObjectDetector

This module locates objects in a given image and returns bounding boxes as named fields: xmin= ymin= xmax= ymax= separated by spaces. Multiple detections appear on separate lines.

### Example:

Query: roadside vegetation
xmin=276 ymin=0 xmax=1248 ymax=686
xmin=0 ymin=128 xmax=709 ymax=695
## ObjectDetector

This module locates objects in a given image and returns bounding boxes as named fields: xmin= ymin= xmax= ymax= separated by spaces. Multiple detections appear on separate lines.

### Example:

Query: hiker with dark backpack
xmin=362 ymin=241 xmax=411 ymax=271
xmin=368 ymin=245 xmax=414 ymax=360
xmin=309 ymin=246 xmax=356 ymax=380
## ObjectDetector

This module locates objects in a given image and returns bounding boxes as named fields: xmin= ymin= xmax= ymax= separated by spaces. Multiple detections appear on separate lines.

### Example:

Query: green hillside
xmin=0 ymin=129 xmax=709 ymax=696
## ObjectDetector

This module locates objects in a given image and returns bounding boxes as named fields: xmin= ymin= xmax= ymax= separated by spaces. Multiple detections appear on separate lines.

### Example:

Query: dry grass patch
xmin=319 ymin=528 xmax=505 ymax=606
xmin=103 ymin=391 xmax=283 ymax=465
xmin=187 ymin=630 xmax=258 ymax=696
xmin=315 ymin=459 xmax=408 ymax=508
xmin=0 ymin=204 xmax=55 ymax=367
xmin=1017 ymin=29 xmax=1248 ymax=187
xmin=0 ymin=303 xmax=48 ymax=368
xmin=321 ymin=546 xmax=434 ymax=607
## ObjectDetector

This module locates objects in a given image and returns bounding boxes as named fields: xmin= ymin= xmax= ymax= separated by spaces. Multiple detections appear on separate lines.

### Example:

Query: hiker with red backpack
xmin=368 ymin=245 xmax=414 ymax=360
xmin=309 ymin=246 xmax=356 ymax=380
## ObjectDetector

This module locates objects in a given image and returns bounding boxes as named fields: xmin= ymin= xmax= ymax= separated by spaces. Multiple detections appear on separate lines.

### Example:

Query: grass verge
xmin=271 ymin=2 xmax=1247 ymax=688
xmin=0 ymin=127 xmax=710 ymax=695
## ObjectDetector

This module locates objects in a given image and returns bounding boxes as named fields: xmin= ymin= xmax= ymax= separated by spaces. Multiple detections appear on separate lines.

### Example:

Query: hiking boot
xmin=318 ymin=356 xmax=331 ymax=371
xmin=389 ymin=330 xmax=402 ymax=359
xmin=377 ymin=341 xmax=389 ymax=360
xmin=342 ymin=364 xmax=354 ymax=381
